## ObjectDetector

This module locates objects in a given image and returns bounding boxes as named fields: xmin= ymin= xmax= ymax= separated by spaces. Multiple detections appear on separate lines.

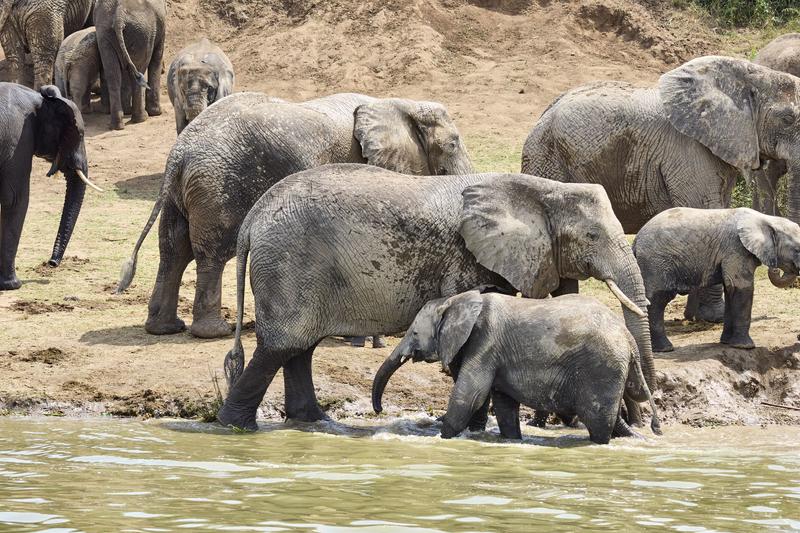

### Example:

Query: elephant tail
xmin=224 ymin=217 xmax=251 ymax=389
xmin=632 ymin=346 xmax=663 ymax=436
xmin=115 ymin=151 xmax=182 ymax=294
xmin=113 ymin=11 xmax=148 ymax=89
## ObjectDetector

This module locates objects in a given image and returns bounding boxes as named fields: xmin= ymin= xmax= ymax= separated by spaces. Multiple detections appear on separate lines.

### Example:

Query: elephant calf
xmin=167 ymin=38 xmax=234 ymax=134
xmin=373 ymin=291 xmax=661 ymax=445
xmin=634 ymin=207 xmax=800 ymax=352
xmin=55 ymin=27 xmax=101 ymax=115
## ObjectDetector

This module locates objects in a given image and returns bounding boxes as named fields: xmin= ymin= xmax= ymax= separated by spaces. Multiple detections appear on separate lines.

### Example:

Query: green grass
xmin=692 ymin=0 xmax=800 ymax=28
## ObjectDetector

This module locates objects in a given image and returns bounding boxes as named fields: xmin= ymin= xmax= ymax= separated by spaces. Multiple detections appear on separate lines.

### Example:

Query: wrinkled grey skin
xmin=523 ymin=56 xmax=800 ymax=325
xmin=752 ymin=34 xmax=800 ymax=216
xmin=373 ymin=292 xmax=661 ymax=444
xmin=167 ymin=37 xmax=234 ymax=134
xmin=634 ymin=207 xmax=800 ymax=352
xmin=94 ymin=0 xmax=165 ymax=130
xmin=54 ymin=27 xmax=100 ymax=114
xmin=216 ymin=164 xmax=656 ymax=431
xmin=116 ymin=92 xmax=473 ymax=340
xmin=0 ymin=83 xmax=90 ymax=290
xmin=0 ymin=0 xmax=94 ymax=89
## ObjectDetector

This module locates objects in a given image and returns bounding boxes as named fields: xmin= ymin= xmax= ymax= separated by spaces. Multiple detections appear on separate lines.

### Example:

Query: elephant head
xmin=354 ymin=99 xmax=473 ymax=176
xmin=736 ymin=208 xmax=800 ymax=288
xmin=178 ymin=62 xmax=234 ymax=122
xmin=659 ymin=56 xmax=800 ymax=219
xmin=34 ymin=86 xmax=100 ymax=266
xmin=372 ymin=290 xmax=483 ymax=413
xmin=373 ymin=174 xmax=657 ymax=409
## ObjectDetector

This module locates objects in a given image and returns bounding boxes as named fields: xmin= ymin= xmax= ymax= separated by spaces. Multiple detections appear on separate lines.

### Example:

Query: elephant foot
xmin=145 ymin=316 xmax=186 ymax=335
xmin=284 ymin=402 xmax=331 ymax=423
xmin=130 ymin=113 xmax=147 ymax=124
xmin=652 ymin=335 xmax=674 ymax=353
xmin=528 ymin=410 xmax=548 ymax=428
xmin=612 ymin=416 xmax=644 ymax=440
xmin=720 ymin=332 xmax=755 ymax=350
xmin=0 ymin=276 xmax=22 ymax=291
xmin=440 ymin=419 xmax=460 ymax=439
xmin=146 ymin=105 xmax=162 ymax=117
xmin=217 ymin=402 xmax=258 ymax=432
xmin=190 ymin=317 xmax=232 ymax=339
xmin=372 ymin=336 xmax=387 ymax=349
xmin=111 ymin=120 xmax=125 ymax=131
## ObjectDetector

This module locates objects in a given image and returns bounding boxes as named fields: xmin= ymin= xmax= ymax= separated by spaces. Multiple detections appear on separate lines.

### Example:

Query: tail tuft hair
xmin=224 ymin=342 xmax=245 ymax=389
xmin=115 ymin=257 xmax=137 ymax=294
xmin=134 ymin=72 xmax=149 ymax=89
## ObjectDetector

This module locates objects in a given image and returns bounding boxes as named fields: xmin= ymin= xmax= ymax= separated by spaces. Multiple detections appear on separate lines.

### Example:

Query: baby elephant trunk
xmin=768 ymin=267 xmax=797 ymax=289
xmin=372 ymin=338 xmax=412 ymax=414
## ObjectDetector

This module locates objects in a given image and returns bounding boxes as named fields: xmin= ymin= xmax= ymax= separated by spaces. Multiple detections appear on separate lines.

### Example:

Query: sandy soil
xmin=1 ymin=0 xmax=799 ymax=428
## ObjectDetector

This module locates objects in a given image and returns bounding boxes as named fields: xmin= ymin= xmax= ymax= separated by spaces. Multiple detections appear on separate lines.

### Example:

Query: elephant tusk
xmin=76 ymin=169 xmax=104 ymax=192
xmin=605 ymin=279 xmax=646 ymax=318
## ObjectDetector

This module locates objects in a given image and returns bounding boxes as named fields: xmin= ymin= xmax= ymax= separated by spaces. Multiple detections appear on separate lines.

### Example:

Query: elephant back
xmin=755 ymin=33 xmax=800 ymax=77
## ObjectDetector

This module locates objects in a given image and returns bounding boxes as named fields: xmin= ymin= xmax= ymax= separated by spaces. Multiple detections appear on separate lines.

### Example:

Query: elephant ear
xmin=459 ymin=176 xmax=559 ymax=298
xmin=659 ymin=56 xmax=760 ymax=171
xmin=354 ymin=100 xmax=431 ymax=175
xmin=435 ymin=291 xmax=484 ymax=374
xmin=39 ymin=85 xmax=83 ymax=173
xmin=215 ymin=69 xmax=235 ymax=101
xmin=736 ymin=209 xmax=778 ymax=267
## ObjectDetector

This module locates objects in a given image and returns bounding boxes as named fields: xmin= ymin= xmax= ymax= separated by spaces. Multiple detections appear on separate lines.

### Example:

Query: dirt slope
xmin=1 ymin=0 xmax=799 ymax=429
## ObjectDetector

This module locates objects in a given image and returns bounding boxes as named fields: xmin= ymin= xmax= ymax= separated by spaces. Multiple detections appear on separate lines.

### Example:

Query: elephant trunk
xmin=48 ymin=171 xmax=87 ymax=267
xmin=786 ymin=160 xmax=800 ymax=226
xmin=608 ymin=246 xmax=657 ymax=395
xmin=372 ymin=337 xmax=412 ymax=413
xmin=768 ymin=267 xmax=797 ymax=288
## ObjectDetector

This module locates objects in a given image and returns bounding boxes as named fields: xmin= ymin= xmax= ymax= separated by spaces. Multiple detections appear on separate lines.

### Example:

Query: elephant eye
xmin=775 ymin=107 xmax=796 ymax=126
xmin=587 ymin=230 xmax=600 ymax=241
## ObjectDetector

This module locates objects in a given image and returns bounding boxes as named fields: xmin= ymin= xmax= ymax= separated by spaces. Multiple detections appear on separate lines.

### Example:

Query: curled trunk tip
xmin=768 ymin=267 xmax=796 ymax=289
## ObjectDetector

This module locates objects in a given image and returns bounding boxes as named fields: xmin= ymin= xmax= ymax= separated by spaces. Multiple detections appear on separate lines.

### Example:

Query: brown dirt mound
xmin=11 ymin=300 xmax=75 ymax=314
xmin=21 ymin=348 xmax=68 ymax=365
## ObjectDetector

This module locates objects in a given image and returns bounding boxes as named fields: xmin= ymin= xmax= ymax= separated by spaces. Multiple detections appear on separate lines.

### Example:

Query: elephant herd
xmin=1 ymin=1 xmax=799 ymax=444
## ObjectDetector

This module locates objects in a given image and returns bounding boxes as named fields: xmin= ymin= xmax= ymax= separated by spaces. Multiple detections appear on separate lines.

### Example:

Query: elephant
xmin=751 ymin=34 xmax=800 ymax=217
xmin=522 ymin=55 xmax=800 ymax=324
xmin=54 ymin=27 xmax=100 ymax=115
xmin=372 ymin=291 xmax=661 ymax=444
xmin=215 ymin=164 xmax=657 ymax=431
xmin=115 ymin=92 xmax=473 ymax=339
xmin=0 ymin=83 xmax=102 ymax=290
xmin=0 ymin=0 xmax=95 ymax=89
xmin=167 ymin=37 xmax=234 ymax=134
xmin=634 ymin=207 xmax=800 ymax=352
xmin=94 ymin=0 xmax=165 ymax=130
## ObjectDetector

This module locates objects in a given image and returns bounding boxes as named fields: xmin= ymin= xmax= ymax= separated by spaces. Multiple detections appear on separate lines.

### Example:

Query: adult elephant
xmin=0 ymin=83 xmax=101 ymax=290
xmin=217 ymin=165 xmax=657 ymax=430
xmin=522 ymin=56 xmax=800 ymax=321
xmin=94 ymin=0 xmax=165 ymax=130
xmin=0 ymin=0 xmax=95 ymax=89
xmin=116 ymin=92 xmax=473 ymax=339
xmin=751 ymin=34 xmax=800 ymax=216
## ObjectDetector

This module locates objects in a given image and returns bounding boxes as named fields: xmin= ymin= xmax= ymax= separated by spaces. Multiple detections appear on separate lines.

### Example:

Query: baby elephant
xmin=167 ymin=38 xmax=234 ymax=133
xmin=634 ymin=208 xmax=800 ymax=352
xmin=54 ymin=27 xmax=101 ymax=115
xmin=372 ymin=291 xmax=661 ymax=445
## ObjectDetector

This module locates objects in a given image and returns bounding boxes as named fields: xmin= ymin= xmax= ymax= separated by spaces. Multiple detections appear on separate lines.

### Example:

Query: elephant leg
xmin=441 ymin=362 xmax=494 ymax=439
xmin=685 ymin=285 xmax=724 ymax=323
xmin=371 ymin=335 xmax=386 ymax=349
xmin=0 ymin=187 xmax=29 ymax=291
xmin=719 ymin=281 xmax=755 ymax=349
xmin=217 ymin=343 xmax=284 ymax=431
xmin=350 ymin=336 xmax=366 ymax=347
xmin=612 ymin=414 xmax=644 ymax=440
xmin=145 ymin=200 xmax=193 ymax=335
xmin=528 ymin=410 xmax=548 ymax=428
xmin=467 ymin=396 xmax=490 ymax=432
xmin=146 ymin=40 xmax=163 ymax=116
xmin=623 ymin=395 xmax=643 ymax=427
xmin=648 ymin=289 xmax=675 ymax=352
xmin=99 ymin=40 xmax=125 ymax=129
xmin=121 ymin=77 xmax=133 ymax=115
xmin=190 ymin=256 xmax=231 ymax=339
xmin=551 ymin=277 xmax=579 ymax=296
xmin=283 ymin=347 xmax=328 ymax=422
xmin=491 ymin=389 xmax=521 ymax=439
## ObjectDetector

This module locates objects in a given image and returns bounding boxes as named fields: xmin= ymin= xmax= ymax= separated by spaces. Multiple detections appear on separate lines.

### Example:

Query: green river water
xmin=0 ymin=417 xmax=799 ymax=532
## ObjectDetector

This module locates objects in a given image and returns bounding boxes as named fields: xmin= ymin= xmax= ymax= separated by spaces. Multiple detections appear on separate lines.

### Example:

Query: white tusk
xmin=605 ymin=279 xmax=646 ymax=318
xmin=76 ymin=169 xmax=104 ymax=192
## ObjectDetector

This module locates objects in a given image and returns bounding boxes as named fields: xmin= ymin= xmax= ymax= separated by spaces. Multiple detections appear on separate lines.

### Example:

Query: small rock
xmin=518 ymin=88 xmax=525 ymax=94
